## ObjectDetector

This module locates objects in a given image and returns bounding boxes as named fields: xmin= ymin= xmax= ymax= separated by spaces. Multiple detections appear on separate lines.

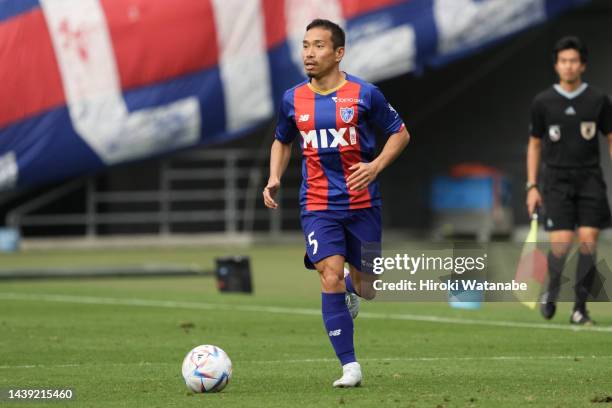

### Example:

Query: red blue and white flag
xmin=0 ymin=0 xmax=588 ymax=191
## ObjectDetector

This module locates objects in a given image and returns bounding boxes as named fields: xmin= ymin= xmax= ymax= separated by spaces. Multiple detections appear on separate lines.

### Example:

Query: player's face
xmin=302 ymin=27 xmax=343 ymax=79
xmin=554 ymin=49 xmax=585 ymax=84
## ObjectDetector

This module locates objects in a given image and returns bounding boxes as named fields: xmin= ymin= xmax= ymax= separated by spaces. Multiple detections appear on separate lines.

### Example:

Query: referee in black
xmin=526 ymin=36 xmax=612 ymax=325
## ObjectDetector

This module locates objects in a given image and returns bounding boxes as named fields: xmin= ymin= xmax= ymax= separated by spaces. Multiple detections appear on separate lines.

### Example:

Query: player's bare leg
xmin=317 ymin=255 xmax=346 ymax=293
xmin=541 ymin=230 xmax=574 ymax=319
xmin=572 ymin=227 xmax=599 ymax=325
xmin=316 ymin=255 xmax=362 ymax=388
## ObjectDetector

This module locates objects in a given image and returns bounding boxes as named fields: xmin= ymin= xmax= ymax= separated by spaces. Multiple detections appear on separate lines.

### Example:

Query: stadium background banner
xmin=0 ymin=0 xmax=588 ymax=192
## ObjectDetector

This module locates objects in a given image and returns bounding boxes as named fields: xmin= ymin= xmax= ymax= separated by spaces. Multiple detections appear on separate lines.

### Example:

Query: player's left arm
xmin=347 ymin=86 xmax=410 ymax=191
xmin=347 ymin=126 xmax=410 ymax=191
xmin=600 ymin=95 xmax=612 ymax=160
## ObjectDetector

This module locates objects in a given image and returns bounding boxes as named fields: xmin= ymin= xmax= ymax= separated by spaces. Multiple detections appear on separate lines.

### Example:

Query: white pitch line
xmin=252 ymin=355 xmax=612 ymax=364
xmin=1 ymin=355 xmax=611 ymax=370
xmin=358 ymin=311 xmax=612 ymax=332
xmin=0 ymin=363 xmax=82 ymax=369
xmin=1 ymin=292 xmax=611 ymax=333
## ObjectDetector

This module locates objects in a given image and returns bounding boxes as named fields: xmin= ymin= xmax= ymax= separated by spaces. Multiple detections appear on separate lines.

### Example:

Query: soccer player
xmin=263 ymin=19 xmax=410 ymax=387
xmin=526 ymin=36 xmax=612 ymax=325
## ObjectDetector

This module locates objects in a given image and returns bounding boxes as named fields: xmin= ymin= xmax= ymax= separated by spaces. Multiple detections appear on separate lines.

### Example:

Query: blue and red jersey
xmin=275 ymin=73 xmax=405 ymax=211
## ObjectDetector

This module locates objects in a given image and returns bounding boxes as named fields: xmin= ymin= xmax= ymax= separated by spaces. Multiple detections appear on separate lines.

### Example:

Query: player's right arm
xmin=526 ymin=97 xmax=544 ymax=217
xmin=526 ymin=136 xmax=542 ymax=217
xmin=263 ymin=140 xmax=292 ymax=209
xmin=264 ymin=92 xmax=297 ymax=209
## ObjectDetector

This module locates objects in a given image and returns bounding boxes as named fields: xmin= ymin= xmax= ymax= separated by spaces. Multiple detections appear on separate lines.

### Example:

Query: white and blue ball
xmin=181 ymin=345 xmax=232 ymax=393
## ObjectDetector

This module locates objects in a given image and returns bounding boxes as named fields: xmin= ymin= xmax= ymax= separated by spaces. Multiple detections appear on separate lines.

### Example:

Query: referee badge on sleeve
xmin=580 ymin=121 xmax=596 ymax=140
xmin=548 ymin=125 xmax=561 ymax=142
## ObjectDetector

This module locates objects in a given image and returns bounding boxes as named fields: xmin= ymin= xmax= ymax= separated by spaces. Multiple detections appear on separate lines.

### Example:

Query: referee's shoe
xmin=570 ymin=308 xmax=596 ymax=326
xmin=539 ymin=299 xmax=556 ymax=320
xmin=539 ymin=283 xmax=560 ymax=320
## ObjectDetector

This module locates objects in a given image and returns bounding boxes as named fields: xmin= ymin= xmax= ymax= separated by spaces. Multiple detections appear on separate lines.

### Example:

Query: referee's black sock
xmin=546 ymin=251 xmax=566 ymax=302
xmin=574 ymin=252 xmax=597 ymax=312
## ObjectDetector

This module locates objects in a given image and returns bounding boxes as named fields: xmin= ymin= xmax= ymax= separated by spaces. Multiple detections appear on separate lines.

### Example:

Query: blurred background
xmin=0 ymin=0 xmax=611 ymax=248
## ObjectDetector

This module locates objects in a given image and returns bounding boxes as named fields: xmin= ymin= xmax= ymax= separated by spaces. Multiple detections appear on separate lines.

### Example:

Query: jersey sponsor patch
xmin=301 ymin=126 xmax=358 ymax=149
xmin=332 ymin=97 xmax=363 ymax=104
xmin=548 ymin=125 xmax=561 ymax=142
xmin=581 ymin=121 xmax=596 ymax=140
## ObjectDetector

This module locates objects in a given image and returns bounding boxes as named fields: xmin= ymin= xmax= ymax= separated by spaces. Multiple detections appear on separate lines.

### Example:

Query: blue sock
xmin=322 ymin=292 xmax=356 ymax=365
xmin=345 ymin=273 xmax=358 ymax=295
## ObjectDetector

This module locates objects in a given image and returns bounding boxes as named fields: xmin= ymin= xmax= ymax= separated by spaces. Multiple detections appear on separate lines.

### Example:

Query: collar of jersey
xmin=553 ymin=83 xmax=588 ymax=100
xmin=307 ymin=77 xmax=348 ymax=95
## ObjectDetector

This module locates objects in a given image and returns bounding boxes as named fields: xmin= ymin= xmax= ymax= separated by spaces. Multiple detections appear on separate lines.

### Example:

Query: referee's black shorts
xmin=542 ymin=166 xmax=611 ymax=231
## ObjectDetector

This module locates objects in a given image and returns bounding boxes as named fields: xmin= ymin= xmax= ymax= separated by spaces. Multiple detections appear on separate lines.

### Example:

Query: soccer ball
xmin=181 ymin=345 xmax=232 ymax=393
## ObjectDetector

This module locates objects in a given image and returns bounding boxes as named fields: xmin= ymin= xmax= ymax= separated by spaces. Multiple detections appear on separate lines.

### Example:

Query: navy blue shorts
xmin=300 ymin=206 xmax=381 ymax=272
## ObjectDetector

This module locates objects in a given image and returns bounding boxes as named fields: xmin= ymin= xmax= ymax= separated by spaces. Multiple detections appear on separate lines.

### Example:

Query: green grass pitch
xmin=1 ymin=244 xmax=611 ymax=407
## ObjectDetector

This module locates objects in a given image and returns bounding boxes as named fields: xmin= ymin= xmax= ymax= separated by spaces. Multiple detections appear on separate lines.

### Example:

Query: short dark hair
xmin=553 ymin=36 xmax=588 ymax=64
xmin=306 ymin=19 xmax=345 ymax=49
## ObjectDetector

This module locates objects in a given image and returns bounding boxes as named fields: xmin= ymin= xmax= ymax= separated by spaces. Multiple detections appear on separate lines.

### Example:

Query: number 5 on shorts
xmin=308 ymin=231 xmax=318 ymax=255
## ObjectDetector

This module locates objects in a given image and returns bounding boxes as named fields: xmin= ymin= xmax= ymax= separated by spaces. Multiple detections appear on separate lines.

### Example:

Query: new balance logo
xmin=298 ymin=114 xmax=310 ymax=122
xmin=328 ymin=329 xmax=342 ymax=337
xmin=565 ymin=106 xmax=576 ymax=115
xmin=301 ymin=127 xmax=358 ymax=149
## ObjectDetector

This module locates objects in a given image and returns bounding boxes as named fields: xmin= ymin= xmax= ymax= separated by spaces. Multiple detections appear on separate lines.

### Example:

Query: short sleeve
xmin=598 ymin=94 xmax=612 ymax=136
xmin=274 ymin=94 xmax=298 ymax=144
xmin=369 ymin=86 xmax=404 ymax=137
xmin=529 ymin=98 xmax=545 ymax=138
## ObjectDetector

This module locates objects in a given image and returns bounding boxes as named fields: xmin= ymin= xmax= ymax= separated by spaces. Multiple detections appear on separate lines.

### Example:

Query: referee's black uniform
xmin=530 ymin=83 xmax=612 ymax=231
xmin=530 ymin=83 xmax=612 ymax=323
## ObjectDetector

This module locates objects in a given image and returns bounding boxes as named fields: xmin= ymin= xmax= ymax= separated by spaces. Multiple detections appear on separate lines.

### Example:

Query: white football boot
xmin=344 ymin=267 xmax=360 ymax=319
xmin=333 ymin=362 xmax=362 ymax=388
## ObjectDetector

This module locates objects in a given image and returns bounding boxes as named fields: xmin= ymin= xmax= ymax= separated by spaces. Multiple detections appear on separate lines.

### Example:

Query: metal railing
xmin=5 ymin=148 xmax=302 ymax=237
